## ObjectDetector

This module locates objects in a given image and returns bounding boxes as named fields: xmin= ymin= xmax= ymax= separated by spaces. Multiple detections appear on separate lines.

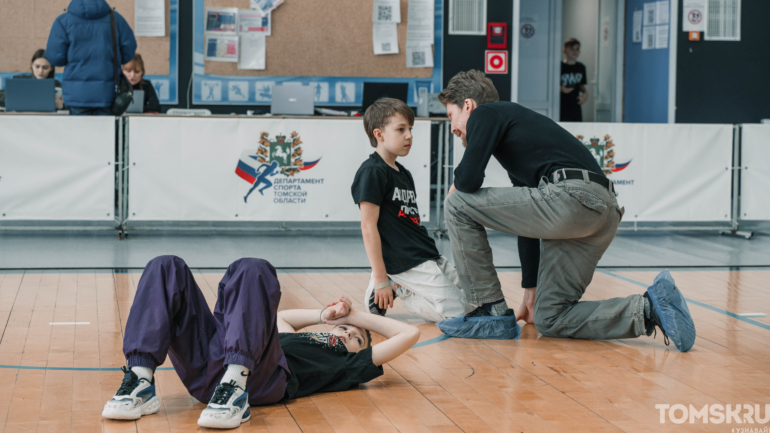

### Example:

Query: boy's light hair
xmin=437 ymin=70 xmax=499 ymax=108
xmin=363 ymin=98 xmax=415 ymax=148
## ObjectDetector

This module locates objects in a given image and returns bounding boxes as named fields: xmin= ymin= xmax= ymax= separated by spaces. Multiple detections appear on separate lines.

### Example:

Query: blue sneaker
xmin=198 ymin=381 xmax=251 ymax=429
xmin=646 ymin=270 xmax=696 ymax=352
xmin=438 ymin=308 xmax=521 ymax=339
xmin=102 ymin=366 xmax=160 ymax=420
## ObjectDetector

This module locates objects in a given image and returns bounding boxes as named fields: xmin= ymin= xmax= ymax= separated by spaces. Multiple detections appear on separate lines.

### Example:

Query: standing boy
xmin=351 ymin=98 xmax=475 ymax=322
xmin=560 ymin=38 xmax=589 ymax=122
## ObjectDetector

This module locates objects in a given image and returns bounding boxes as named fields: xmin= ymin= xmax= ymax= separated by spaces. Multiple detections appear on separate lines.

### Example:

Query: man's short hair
xmin=363 ymin=98 xmax=415 ymax=148
xmin=437 ymin=70 xmax=499 ymax=108
xmin=564 ymin=38 xmax=581 ymax=49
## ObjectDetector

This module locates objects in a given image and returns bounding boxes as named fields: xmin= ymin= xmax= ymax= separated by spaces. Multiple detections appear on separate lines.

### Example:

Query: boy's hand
xmin=578 ymin=92 xmax=588 ymax=105
xmin=323 ymin=296 xmax=354 ymax=320
xmin=322 ymin=297 xmax=352 ymax=322
xmin=322 ymin=296 xmax=357 ymax=325
xmin=561 ymin=84 xmax=575 ymax=94
xmin=375 ymin=286 xmax=395 ymax=310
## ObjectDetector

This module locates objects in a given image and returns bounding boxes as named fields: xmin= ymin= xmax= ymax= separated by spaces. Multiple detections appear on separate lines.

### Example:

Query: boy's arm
xmin=326 ymin=309 xmax=420 ymax=366
xmin=360 ymin=202 xmax=395 ymax=309
xmin=277 ymin=301 xmax=350 ymax=333
xmin=578 ymin=84 xmax=589 ymax=104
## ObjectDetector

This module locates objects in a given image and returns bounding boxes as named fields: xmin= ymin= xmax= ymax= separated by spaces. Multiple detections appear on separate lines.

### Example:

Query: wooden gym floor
xmin=0 ymin=268 xmax=768 ymax=433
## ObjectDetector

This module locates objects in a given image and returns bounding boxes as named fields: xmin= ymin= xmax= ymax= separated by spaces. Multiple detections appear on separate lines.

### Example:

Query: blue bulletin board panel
xmin=623 ymin=0 xmax=669 ymax=123
xmin=192 ymin=0 xmax=443 ymax=106
xmin=0 ymin=0 xmax=179 ymax=106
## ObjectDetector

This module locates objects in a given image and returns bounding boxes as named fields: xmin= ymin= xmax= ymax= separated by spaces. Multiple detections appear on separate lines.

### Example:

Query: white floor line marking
xmin=737 ymin=313 xmax=766 ymax=317
xmin=49 ymin=322 xmax=91 ymax=325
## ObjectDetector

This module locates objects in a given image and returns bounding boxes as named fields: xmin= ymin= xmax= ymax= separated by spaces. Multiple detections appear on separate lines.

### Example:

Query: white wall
xmin=561 ymin=0 xmax=599 ymax=122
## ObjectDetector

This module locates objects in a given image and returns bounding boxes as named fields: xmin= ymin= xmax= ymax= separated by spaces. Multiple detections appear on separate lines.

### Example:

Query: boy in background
xmin=351 ymin=98 xmax=475 ymax=322
xmin=560 ymin=38 xmax=589 ymax=122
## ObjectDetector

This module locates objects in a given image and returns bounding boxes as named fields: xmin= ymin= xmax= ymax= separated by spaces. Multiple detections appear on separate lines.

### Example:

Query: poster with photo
xmin=206 ymin=8 xmax=238 ymax=34
xmin=205 ymin=35 xmax=239 ymax=62
xmin=238 ymin=10 xmax=271 ymax=35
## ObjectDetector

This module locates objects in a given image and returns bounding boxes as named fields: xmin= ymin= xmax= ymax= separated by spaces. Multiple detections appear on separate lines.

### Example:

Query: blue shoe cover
xmin=647 ymin=270 xmax=696 ymax=352
xmin=438 ymin=312 xmax=522 ymax=340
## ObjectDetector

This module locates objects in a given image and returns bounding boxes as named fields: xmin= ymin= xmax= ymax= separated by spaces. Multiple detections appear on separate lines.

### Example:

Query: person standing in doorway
xmin=560 ymin=38 xmax=588 ymax=122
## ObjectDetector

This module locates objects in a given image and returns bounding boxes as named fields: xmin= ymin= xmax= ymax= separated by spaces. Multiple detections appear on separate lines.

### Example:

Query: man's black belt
xmin=551 ymin=168 xmax=612 ymax=191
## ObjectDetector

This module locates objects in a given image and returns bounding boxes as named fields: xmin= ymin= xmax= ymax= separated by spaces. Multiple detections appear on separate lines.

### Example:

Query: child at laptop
xmin=351 ymin=98 xmax=475 ymax=322
xmin=122 ymin=54 xmax=161 ymax=113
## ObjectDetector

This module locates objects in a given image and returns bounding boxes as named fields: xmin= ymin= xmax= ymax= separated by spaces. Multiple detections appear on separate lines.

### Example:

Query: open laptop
xmin=271 ymin=85 xmax=314 ymax=115
xmin=125 ymin=90 xmax=145 ymax=113
xmin=362 ymin=82 xmax=409 ymax=113
xmin=5 ymin=79 xmax=56 ymax=113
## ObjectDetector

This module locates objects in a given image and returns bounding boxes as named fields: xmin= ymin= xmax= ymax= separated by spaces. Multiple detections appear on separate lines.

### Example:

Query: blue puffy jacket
xmin=46 ymin=0 xmax=137 ymax=108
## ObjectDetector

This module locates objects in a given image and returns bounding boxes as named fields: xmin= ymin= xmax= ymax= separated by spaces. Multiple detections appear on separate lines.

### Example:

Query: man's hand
xmin=447 ymin=183 xmax=458 ymax=196
xmin=561 ymin=85 xmax=575 ymax=94
xmin=578 ymin=92 xmax=588 ymax=105
xmin=375 ymin=286 xmax=395 ymax=310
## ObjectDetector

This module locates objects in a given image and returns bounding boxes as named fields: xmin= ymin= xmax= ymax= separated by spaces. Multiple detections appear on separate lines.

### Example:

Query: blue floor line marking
xmin=601 ymin=270 xmax=770 ymax=332
xmin=0 ymin=335 xmax=451 ymax=371
xmin=411 ymin=334 xmax=451 ymax=348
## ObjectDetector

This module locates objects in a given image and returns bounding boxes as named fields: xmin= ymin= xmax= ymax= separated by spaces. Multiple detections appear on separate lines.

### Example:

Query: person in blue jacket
xmin=45 ymin=0 xmax=137 ymax=115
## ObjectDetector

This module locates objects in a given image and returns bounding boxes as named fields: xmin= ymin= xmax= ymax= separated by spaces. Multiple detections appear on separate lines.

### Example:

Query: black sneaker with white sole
xmin=198 ymin=381 xmax=251 ymax=429
xmin=102 ymin=366 xmax=161 ymax=420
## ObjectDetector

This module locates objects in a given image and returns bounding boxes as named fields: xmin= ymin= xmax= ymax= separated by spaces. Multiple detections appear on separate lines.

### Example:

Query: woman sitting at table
xmin=0 ymin=49 xmax=64 ymax=110
xmin=122 ymin=54 xmax=161 ymax=113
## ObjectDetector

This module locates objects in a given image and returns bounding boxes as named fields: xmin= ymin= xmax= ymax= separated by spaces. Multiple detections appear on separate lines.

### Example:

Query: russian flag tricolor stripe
xmin=300 ymin=158 xmax=321 ymax=171
xmin=235 ymin=151 xmax=262 ymax=184
xmin=611 ymin=159 xmax=632 ymax=173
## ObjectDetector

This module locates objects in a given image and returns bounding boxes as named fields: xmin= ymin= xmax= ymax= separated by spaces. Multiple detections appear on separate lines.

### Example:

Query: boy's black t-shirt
xmin=351 ymin=152 xmax=440 ymax=275
xmin=454 ymin=101 xmax=604 ymax=193
xmin=560 ymin=61 xmax=587 ymax=122
xmin=280 ymin=332 xmax=383 ymax=400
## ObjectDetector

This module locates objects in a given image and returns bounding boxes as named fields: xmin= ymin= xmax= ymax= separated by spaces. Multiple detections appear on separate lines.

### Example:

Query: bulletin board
xmin=0 ymin=0 xmax=179 ymax=104
xmin=192 ymin=0 xmax=443 ymax=106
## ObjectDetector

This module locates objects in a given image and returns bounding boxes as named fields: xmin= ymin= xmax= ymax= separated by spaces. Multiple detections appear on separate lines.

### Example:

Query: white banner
xmin=740 ymin=125 xmax=770 ymax=221
xmin=454 ymin=123 xmax=733 ymax=222
xmin=0 ymin=116 xmax=115 ymax=221
xmin=128 ymin=117 xmax=432 ymax=222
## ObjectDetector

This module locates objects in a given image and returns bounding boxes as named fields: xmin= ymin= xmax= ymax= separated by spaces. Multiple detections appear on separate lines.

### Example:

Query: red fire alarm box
xmin=487 ymin=23 xmax=507 ymax=49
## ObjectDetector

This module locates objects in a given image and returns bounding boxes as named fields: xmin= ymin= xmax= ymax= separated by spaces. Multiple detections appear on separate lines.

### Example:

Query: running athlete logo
xmin=392 ymin=187 xmax=420 ymax=224
xmin=576 ymin=134 xmax=631 ymax=175
xmin=235 ymin=131 xmax=321 ymax=202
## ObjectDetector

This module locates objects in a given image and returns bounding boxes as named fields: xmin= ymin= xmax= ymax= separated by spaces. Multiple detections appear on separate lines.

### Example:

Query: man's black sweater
xmin=454 ymin=102 xmax=604 ymax=193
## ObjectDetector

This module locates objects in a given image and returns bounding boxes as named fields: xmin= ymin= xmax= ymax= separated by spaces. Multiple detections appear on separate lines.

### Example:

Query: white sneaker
xmin=102 ymin=366 xmax=161 ymax=420
xmin=197 ymin=381 xmax=251 ymax=429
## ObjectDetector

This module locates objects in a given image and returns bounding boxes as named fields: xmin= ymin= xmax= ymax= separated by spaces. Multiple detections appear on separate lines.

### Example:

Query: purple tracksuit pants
xmin=123 ymin=256 xmax=289 ymax=405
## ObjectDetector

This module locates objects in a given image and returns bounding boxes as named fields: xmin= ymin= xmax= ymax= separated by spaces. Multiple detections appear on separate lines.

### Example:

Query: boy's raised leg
xmin=105 ymin=255 xmax=218 ymax=420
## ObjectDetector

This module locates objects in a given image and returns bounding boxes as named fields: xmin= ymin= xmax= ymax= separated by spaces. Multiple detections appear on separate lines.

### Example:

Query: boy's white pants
xmin=367 ymin=256 xmax=477 ymax=322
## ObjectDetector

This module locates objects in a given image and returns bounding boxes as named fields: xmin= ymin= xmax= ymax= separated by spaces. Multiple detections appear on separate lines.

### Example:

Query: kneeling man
xmin=439 ymin=70 xmax=695 ymax=351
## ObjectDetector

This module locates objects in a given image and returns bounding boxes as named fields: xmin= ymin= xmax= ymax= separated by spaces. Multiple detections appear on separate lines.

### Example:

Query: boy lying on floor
xmin=102 ymin=256 xmax=420 ymax=429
